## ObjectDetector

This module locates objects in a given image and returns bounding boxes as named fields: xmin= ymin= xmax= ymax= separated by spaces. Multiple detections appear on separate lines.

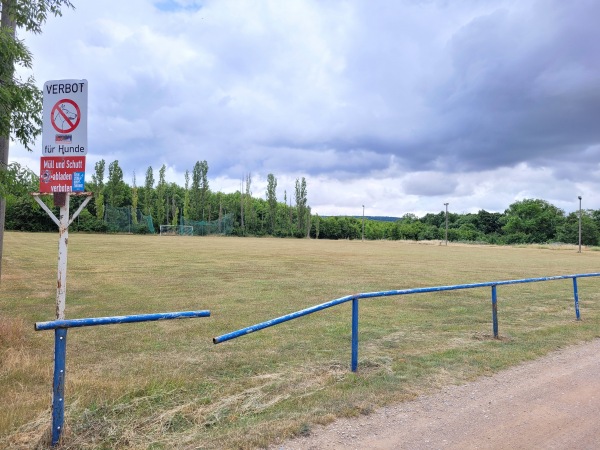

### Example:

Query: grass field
xmin=1 ymin=232 xmax=599 ymax=449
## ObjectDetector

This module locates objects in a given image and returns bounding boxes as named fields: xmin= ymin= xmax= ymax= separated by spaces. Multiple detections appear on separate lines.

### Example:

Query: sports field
xmin=1 ymin=232 xmax=599 ymax=448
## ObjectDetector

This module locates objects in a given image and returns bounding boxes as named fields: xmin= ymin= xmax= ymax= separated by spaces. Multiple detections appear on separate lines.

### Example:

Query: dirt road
xmin=272 ymin=338 xmax=600 ymax=450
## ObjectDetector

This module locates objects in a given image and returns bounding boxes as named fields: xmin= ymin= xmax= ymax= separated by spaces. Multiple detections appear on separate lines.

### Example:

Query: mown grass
xmin=1 ymin=232 xmax=599 ymax=449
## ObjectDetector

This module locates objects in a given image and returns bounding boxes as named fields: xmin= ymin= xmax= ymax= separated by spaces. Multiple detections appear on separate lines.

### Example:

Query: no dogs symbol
xmin=51 ymin=99 xmax=81 ymax=133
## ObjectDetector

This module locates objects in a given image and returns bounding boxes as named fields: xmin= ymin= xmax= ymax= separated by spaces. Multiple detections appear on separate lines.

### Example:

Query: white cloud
xmin=7 ymin=0 xmax=600 ymax=217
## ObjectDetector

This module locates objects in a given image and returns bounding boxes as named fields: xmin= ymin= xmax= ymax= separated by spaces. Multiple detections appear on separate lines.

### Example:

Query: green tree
xmin=3 ymin=162 xmax=54 ymax=231
xmin=1 ymin=0 xmax=73 ymax=280
xmin=244 ymin=173 xmax=252 ymax=233
xmin=319 ymin=216 xmax=341 ymax=239
xmin=91 ymin=159 xmax=105 ymax=220
xmin=131 ymin=171 xmax=138 ymax=224
xmin=0 ymin=161 xmax=35 ymax=198
xmin=217 ymin=192 xmax=223 ymax=233
xmin=199 ymin=160 xmax=209 ymax=220
xmin=142 ymin=166 xmax=154 ymax=216
xmin=183 ymin=169 xmax=190 ymax=220
xmin=556 ymin=211 xmax=599 ymax=246
xmin=294 ymin=177 xmax=307 ymax=237
xmin=281 ymin=189 xmax=291 ymax=236
xmin=190 ymin=161 xmax=209 ymax=220
xmin=266 ymin=173 xmax=277 ymax=234
xmin=105 ymin=160 xmax=128 ymax=207
xmin=456 ymin=223 xmax=482 ymax=242
xmin=421 ymin=212 xmax=445 ymax=228
xmin=475 ymin=210 xmax=503 ymax=235
xmin=165 ymin=182 xmax=182 ymax=225
xmin=502 ymin=199 xmax=565 ymax=243
xmin=155 ymin=164 xmax=166 ymax=225
xmin=1 ymin=1 xmax=74 ymax=153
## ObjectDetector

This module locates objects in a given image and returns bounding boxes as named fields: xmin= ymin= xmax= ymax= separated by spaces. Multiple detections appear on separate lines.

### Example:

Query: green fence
xmin=104 ymin=206 xmax=155 ymax=234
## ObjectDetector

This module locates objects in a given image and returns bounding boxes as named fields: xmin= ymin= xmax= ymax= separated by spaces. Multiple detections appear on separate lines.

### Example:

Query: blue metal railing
xmin=35 ymin=310 xmax=211 ymax=330
xmin=35 ymin=310 xmax=210 ymax=446
xmin=214 ymin=273 xmax=600 ymax=372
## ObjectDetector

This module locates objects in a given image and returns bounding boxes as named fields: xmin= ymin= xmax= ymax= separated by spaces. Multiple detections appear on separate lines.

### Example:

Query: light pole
xmin=578 ymin=196 xmax=582 ymax=253
xmin=444 ymin=203 xmax=449 ymax=246
xmin=362 ymin=205 xmax=365 ymax=241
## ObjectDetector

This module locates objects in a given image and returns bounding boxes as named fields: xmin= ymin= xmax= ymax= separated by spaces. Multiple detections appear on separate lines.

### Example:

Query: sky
xmin=9 ymin=0 xmax=600 ymax=217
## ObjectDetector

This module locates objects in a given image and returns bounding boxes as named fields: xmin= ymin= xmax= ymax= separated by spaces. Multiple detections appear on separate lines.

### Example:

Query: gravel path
xmin=272 ymin=338 xmax=600 ymax=450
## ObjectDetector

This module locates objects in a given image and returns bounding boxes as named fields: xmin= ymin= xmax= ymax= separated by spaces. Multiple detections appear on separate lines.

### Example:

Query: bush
xmin=133 ymin=223 xmax=150 ymax=234
xmin=73 ymin=209 xmax=107 ymax=232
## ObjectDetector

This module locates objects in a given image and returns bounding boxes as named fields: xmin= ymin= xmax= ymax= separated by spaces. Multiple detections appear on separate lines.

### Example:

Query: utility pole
xmin=444 ymin=203 xmax=449 ymax=246
xmin=362 ymin=205 xmax=365 ymax=241
xmin=578 ymin=196 xmax=582 ymax=253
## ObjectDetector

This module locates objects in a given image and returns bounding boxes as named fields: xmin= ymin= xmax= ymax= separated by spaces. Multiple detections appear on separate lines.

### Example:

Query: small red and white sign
xmin=42 ymin=79 xmax=88 ymax=156
xmin=39 ymin=156 xmax=86 ymax=193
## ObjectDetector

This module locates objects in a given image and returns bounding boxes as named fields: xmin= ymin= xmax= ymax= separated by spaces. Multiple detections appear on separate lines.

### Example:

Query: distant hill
xmin=359 ymin=216 xmax=401 ymax=222
xmin=319 ymin=215 xmax=401 ymax=222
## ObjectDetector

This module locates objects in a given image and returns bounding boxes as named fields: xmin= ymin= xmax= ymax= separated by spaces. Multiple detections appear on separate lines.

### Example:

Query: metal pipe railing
xmin=35 ymin=309 xmax=211 ymax=446
xmin=35 ymin=310 xmax=211 ymax=331
xmin=214 ymin=273 xmax=600 ymax=372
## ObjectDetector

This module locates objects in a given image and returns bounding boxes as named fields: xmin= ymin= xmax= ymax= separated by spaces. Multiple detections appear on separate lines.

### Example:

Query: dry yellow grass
xmin=1 ymin=232 xmax=599 ymax=448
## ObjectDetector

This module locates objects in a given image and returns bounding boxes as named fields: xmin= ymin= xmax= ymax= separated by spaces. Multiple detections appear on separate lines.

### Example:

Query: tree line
xmin=317 ymin=201 xmax=599 ymax=246
xmin=4 ymin=160 xmax=312 ymax=237
xmin=4 ymin=160 xmax=599 ymax=246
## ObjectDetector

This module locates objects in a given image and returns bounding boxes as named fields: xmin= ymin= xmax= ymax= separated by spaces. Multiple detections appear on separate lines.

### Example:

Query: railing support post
xmin=351 ymin=297 xmax=359 ymax=372
xmin=52 ymin=328 xmax=68 ymax=446
xmin=572 ymin=277 xmax=581 ymax=320
xmin=491 ymin=285 xmax=498 ymax=339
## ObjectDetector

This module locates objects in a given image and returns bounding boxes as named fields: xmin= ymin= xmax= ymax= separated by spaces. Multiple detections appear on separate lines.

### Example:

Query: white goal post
xmin=159 ymin=225 xmax=194 ymax=236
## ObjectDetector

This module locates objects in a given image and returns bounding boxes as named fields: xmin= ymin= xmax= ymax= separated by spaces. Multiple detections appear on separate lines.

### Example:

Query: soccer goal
xmin=159 ymin=225 xmax=194 ymax=236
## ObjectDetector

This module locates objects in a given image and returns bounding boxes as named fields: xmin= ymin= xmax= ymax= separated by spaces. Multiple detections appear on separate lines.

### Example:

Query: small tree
xmin=183 ymin=170 xmax=190 ymax=221
xmin=105 ymin=160 xmax=128 ymax=207
xmin=266 ymin=173 xmax=277 ymax=234
xmin=131 ymin=171 xmax=138 ymax=224
xmin=155 ymin=164 xmax=166 ymax=225
xmin=1 ymin=0 xmax=74 ymax=281
xmin=91 ymin=159 xmax=105 ymax=220
xmin=294 ymin=177 xmax=307 ymax=236
xmin=143 ymin=166 xmax=154 ymax=216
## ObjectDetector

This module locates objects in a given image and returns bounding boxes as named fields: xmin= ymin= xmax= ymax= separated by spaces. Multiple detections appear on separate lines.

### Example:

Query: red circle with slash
xmin=51 ymin=99 xmax=81 ymax=133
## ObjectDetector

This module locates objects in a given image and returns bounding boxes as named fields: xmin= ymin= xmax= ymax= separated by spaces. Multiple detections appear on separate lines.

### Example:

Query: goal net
xmin=159 ymin=225 xmax=194 ymax=236
xmin=182 ymin=213 xmax=234 ymax=236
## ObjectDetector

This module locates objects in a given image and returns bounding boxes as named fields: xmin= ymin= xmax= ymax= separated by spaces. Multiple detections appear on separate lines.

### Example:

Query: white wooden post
xmin=32 ymin=192 xmax=93 ymax=319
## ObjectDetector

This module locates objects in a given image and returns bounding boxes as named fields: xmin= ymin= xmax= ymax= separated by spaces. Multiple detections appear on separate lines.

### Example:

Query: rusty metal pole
xmin=491 ymin=285 xmax=498 ymax=339
xmin=54 ymin=193 xmax=70 ymax=320
xmin=32 ymin=193 xmax=92 ymax=319
xmin=52 ymin=192 xmax=69 ymax=445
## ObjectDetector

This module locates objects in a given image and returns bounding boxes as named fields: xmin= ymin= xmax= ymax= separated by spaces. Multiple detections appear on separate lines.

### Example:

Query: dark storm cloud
xmin=416 ymin=1 xmax=600 ymax=172
xmin=10 ymin=0 xmax=600 ymax=216
xmin=286 ymin=0 xmax=600 ymax=179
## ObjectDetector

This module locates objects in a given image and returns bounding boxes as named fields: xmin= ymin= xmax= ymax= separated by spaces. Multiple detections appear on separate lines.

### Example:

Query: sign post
xmin=36 ymin=79 xmax=89 ymax=318
xmin=33 ymin=78 xmax=91 ymax=445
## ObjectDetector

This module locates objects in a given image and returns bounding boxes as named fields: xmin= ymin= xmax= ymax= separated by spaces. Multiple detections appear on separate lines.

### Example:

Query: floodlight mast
xmin=578 ymin=196 xmax=582 ymax=253
xmin=362 ymin=205 xmax=365 ymax=241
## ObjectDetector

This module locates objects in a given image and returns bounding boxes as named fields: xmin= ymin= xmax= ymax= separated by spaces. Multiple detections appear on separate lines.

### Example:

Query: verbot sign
xmin=39 ymin=156 xmax=86 ymax=193
xmin=42 ymin=79 xmax=88 ymax=156
xmin=34 ymin=81 xmax=94 ymax=446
